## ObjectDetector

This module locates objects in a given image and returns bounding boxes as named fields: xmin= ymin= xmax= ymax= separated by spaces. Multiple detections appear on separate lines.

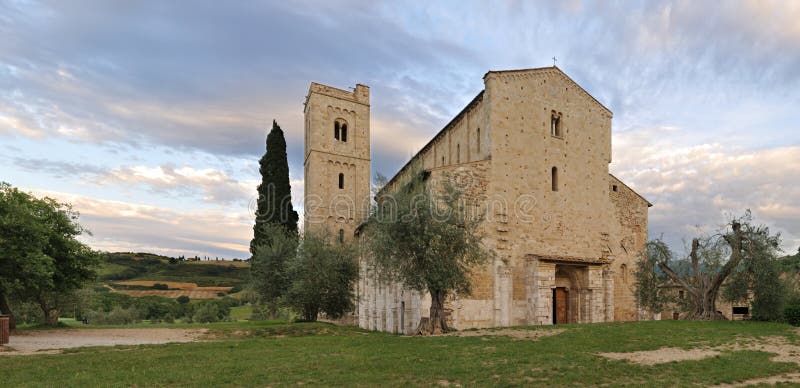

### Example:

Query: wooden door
xmin=554 ymin=287 xmax=569 ymax=324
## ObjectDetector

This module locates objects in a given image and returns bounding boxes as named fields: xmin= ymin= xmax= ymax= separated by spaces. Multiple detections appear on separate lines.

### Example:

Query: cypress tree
xmin=250 ymin=120 xmax=299 ymax=255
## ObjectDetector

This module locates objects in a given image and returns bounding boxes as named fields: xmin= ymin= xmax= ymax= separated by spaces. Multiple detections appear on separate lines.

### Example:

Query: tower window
xmin=334 ymin=119 xmax=348 ymax=141
xmin=551 ymin=167 xmax=559 ymax=191
xmin=338 ymin=229 xmax=345 ymax=244
xmin=551 ymin=111 xmax=562 ymax=137
xmin=456 ymin=144 xmax=460 ymax=163
xmin=476 ymin=128 xmax=480 ymax=152
xmin=441 ymin=156 xmax=445 ymax=166
xmin=338 ymin=173 xmax=344 ymax=189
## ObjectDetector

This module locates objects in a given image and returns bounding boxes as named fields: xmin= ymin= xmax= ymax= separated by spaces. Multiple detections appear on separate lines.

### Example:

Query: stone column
xmin=603 ymin=267 xmax=615 ymax=322
xmin=493 ymin=257 xmax=512 ymax=327
xmin=534 ymin=260 xmax=556 ymax=325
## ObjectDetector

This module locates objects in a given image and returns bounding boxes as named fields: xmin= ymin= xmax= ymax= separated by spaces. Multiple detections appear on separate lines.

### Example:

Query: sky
xmin=1 ymin=0 xmax=798 ymax=259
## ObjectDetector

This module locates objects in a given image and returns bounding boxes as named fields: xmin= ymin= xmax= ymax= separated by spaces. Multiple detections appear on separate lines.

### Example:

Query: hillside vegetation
xmin=98 ymin=252 xmax=250 ymax=290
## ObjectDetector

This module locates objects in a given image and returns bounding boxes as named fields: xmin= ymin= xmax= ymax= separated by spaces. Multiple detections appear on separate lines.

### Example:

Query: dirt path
xmin=1 ymin=328 xmax=208 ymax=356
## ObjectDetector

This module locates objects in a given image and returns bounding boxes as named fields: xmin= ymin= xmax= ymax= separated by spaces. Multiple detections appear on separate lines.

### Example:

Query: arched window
xmin=338 ymin=173 xmax=344 ymax=189
xmin=551 ymin=167 xmax=559 ymax=191
xmin=476 ymin=128 xmax=480 ymax=152
xmin=341 ymin=123 xmax=348 ymax=142
xmin=551 ymin=111 xmax=562 ymax=137
xmin=620 ymin=264 xmax=628 ymax=283
xmin=456 ymin=144 xmax=460 ymax=163
xmin=441 ymin=156 xmax=445 ymax=166
xmin=338 ymin=229 xmax=345 ymax=244
xmin=334 ymin=121 xmax=340 ymax=140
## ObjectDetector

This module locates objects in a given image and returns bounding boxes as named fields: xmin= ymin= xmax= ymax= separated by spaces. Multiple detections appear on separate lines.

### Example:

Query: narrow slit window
xmin=551 ymin=167 xmax=559 ymax=191
xmin=334 ymin=121 xmax=340 ymax=140
xmin=551 ymin=111 xmax=562 ymax=137
xmin=456 ymin=144 xmax=460 ymax=163
xmin=476 ymin=128 xmax=480 ymax=152
xmin=338 ymin=173 xmax=344 ymax=189
xmin=341 ymin=123 xmax=348 ymax=142
xmin=338 ymin=229 xmax=344 ymax=244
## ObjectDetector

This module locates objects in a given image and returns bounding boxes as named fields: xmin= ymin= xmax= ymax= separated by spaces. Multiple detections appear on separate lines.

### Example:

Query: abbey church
xmin=303 ymin=67 xmax=651 ymax=334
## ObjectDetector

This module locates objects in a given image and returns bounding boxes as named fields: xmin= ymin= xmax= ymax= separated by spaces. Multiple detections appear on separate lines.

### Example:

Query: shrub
xmin=785 ymin=305 xmax=800 ymax=326
xmin=176 ymin=295 xmax=190 ymax=305
xmin=91 ymin=292 xmax=134 ymax=313
xmin=152 ymin=283 xmax=169 ymax=290
xmin=86 ymin=307 xmax=139 ymax=325
xmin=132 ymin=296 xmax=179 ymax=321
xmin=192 ymin=302 xmax=221 ymax=323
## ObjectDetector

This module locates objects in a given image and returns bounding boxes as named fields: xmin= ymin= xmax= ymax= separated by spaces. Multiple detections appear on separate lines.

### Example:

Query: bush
xmin=785 ymin=305 xmax=800 ymax=326
xmin=191 ymin=299 xmax=233 ymax=323
xmin=132 ymin=296 xmax=179 ymax=321
xmin=192 ymin=302 xmax=221 ymax=323
xmin=152 ymin=283 xmax=169 ymax=290
xmin=86 ymin=307 xmax=139 ymax=325
xmin=176 ymin=295 xmax=190 ymax=305
xmin=91 ymin=292 xmax=134 ymax=313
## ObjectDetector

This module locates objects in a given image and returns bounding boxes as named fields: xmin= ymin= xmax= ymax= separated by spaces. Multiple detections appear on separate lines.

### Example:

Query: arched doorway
xmin=552 ymin=266 xmax=587 ymax=324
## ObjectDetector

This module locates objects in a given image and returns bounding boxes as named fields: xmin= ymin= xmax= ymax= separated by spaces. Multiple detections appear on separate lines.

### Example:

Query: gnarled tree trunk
xmin=657 ymin=221 xmax=746 ymax=320
xmin=417 ymin=290 xmax=448 ymax=335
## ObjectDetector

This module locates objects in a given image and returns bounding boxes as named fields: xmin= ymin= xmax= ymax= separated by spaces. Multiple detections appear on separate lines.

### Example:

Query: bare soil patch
xmin=449 ymin=328 xmax=566 ymax=340
xmin=1 ymin=328 xmax=208 ymax=356
xmin=600 ymin=347 xmax=720 ymax=365
xmin=599 ymin=335 xmax=800 ymax=368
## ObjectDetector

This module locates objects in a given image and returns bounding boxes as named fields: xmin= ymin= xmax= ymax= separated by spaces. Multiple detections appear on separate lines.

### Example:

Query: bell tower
xmin=303 ymin=82 xmax=371 ymax=242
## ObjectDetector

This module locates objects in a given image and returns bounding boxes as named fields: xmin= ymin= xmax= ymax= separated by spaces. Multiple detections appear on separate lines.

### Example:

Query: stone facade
xmin=303 ymin=67 xmax=651 ymax=334
xmin=303 ymin=82 xmax=371 ymax=241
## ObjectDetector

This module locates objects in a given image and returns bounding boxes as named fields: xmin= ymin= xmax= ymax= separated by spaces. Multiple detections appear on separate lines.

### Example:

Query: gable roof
xmin=484 ymin=66 xmax=613 ymax=116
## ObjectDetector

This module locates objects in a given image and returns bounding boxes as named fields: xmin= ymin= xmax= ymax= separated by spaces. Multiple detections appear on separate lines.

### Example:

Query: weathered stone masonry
xmin=303 ymin=67 xmax=651 ymax=334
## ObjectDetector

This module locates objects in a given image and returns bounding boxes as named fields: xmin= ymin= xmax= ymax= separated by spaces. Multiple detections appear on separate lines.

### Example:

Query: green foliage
xmin=0 ymin=182 xmax=99 ymax=325
xmin=86 ymin=306 xmax=140 ymax=325
xmin=784 ymin=305 xmax=800 ymax=326
xmin=190 ymin=298 xmax=236 ymax=323
xmin=152 ymin=283 xmax=170 ymax=290
xmin=369 ymin=172 xmax=492 ymax=330
xmin=722 ymin=221 xmax=786 ymax=321
xmin=633 ymin=240 xmax=674 ymax=313
xmin=90 ymin=291 xmax=134 ymax=313
xmin=251 ymin=120 xmax=299 ymax=255
xmin=176 ymin=295 xmax=190 ymax=305
xmin=132 ymin=296 xmax=179 ymax=321
xmin=285 ymin=232 xmax=359 ymax=321
xmin=250 ymin=224 xmax=297 ymax=315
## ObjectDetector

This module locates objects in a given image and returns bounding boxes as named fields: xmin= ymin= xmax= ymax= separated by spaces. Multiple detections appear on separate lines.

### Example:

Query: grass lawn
xmin=4 ymin=320 xmax=799 ymax=386
xmin=229 ymin=305 xmax=253 ymax=321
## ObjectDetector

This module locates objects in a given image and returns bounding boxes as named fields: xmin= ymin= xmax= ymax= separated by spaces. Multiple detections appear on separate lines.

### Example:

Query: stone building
xmin=303 ymin=67 xmax=651 ymax=334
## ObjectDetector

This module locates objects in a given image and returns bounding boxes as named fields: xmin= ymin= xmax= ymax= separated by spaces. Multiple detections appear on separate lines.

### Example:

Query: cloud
xmin=12 ymin=157 xmax=253 ymax=204
xmin=28 ymin=188 xmax=253 ymax=258
xmin=611 ymin=128 xmax=800 ymax=253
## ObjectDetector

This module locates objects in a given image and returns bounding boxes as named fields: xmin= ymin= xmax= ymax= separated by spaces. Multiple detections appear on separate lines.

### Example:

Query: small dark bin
xmin=0 ymin=315 xmax=9 ymax=345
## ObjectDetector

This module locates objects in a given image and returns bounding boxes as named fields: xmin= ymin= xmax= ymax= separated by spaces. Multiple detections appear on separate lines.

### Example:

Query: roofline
xmin=377 ymin=90 xmax=485 ymax=197
xmin=484 ymin=66 xmax=613 ymax=116
xmin=609 ymin=173 xmax=653 ymax=207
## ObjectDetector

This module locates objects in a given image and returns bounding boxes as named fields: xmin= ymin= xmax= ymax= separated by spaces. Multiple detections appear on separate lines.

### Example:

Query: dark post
xmin=0 ymin=315 xmax=9 ymax=345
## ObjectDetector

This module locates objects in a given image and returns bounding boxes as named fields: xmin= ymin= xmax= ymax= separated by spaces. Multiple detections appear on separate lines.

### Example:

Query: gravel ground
xmin=1 ymin=328 xmax=207 ymax=356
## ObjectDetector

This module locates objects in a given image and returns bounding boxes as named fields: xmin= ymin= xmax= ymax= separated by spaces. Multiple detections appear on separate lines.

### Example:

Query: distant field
xmin=115 ymin=290 xmax=226 ymax=299
xmin=4 ymin=320 xmax=800 ymax=386
xmin=114 ymin=280 xmax=232 ymax=292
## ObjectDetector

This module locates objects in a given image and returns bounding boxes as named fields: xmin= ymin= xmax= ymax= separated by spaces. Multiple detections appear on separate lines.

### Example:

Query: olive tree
xmin=369 ymin=172 xmax=492 ymax=334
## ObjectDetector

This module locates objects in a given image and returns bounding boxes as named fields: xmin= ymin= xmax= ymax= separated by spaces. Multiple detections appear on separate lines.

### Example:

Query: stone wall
xmin=316 ymin=67 xmax=651 ymax=334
